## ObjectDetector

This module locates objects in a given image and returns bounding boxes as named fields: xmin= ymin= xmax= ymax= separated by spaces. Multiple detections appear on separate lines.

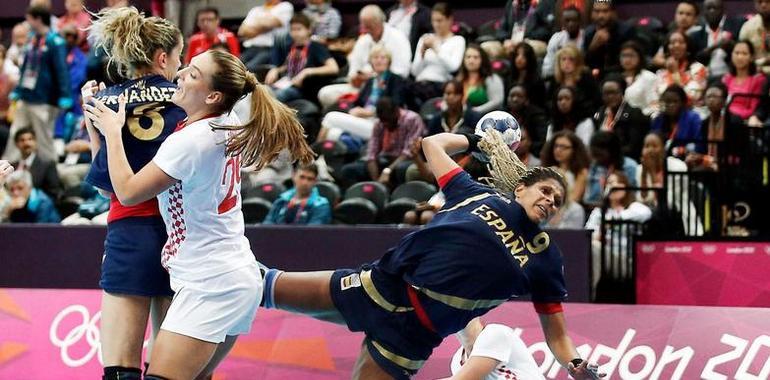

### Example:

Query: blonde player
xmin=84 ymin=49 xmax=314 ymax=379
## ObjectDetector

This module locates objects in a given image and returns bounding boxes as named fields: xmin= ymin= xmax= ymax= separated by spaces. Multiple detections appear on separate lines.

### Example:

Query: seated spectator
xmin=238 ymin=0 xmax=294 ymax=71
xmin=263 ymin=163 xmax=332 ymax=225
xmin=722 ymin=40 xmax=766 ymax=120
xmin=619 ymin=41 xmax=660 ymax=116
xmin=2 ymin=170 xmax=60 ymax=223
xmin=302 ymin=0 xmax=342 ymax=44
xmin=387 ymin=0 xmax=432 ymax=55
xmin=540 ymin=130 xmax=590 ymax=203
xmin=495 ymin=0 xmax=555 ymax=57
xmin=739 ymin=0 xmax=770 ymax=74
xmin=655 ymin=31 xmax=708 ymax=108
xmin=584 ymin=130 xmax=638 ymax=206
xmin=319 ymin=45 xmax=404 ymax=141
xmin=426 ymin=80 xmax=480 ymax=136
xmin=407 ymin=2 xmax=465 ymax=110
xmin=546 ymin=86 xmax=595 ymax=147
xmin=185 ymin=7 xmax=241 ymax=64
xmin=583 ymin=0 xmax=635 ymax=77
xmin=11 ymin=128 xmax=62 ymax=201
xmin=543 ymin=6 xmax=584 ymax=79
xmin=456 ymin=44 xmax=504 ymax=114
xmin=652 ymin=1 xmax=702 ymax=68
xmin=317 ymin=5 xmax=411 ymax=108
xmin=57 ymin=118 xmax=91 ymax=189
xmin=690 ymin=0 xmax=744 ymax=78
xmin=546 ymin=45 xmax=600 ymax=115
xmin=57 ymin=0 xmax=91 ymax=52
xmin=340 ymin=97 xmax=425 ymax=188
xmin=514 ymin=126 xmax=541 ymax=169
xmin=594 ymin=74 xmax=649 ymax=160
xmin=4 ymin=23 xmax=30 ymax=83
xmin=0 ymin=46 xmax=16 ymax=157
xmin=509 ymin=42 xmax=546 ymax=109
xmin=265 ymin=13 xmax=339 ymax=103
xmin=507 ymin=84 xmax=548 ymax=156
xmin=651 ymin=85 xmax=706 ymax=159
xmin=688 ymin=83 xmax=731 ymax=170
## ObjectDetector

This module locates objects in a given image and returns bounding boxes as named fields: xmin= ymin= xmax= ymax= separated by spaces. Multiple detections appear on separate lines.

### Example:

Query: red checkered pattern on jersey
xmin=161 ymin=182 xmax=186 ymax=269
xmin=495 ymin=365 xmax=519 ymax=379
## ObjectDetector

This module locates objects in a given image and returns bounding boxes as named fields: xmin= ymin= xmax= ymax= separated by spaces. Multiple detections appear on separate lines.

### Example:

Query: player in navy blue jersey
xmin=261 ymin=131 xmax=604 ymax=379
xmin=81 ymin=7 xmax=186 ymax=380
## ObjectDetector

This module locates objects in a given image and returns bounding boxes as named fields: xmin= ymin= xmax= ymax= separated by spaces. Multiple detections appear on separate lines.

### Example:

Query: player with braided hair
xmin=260 ymin=124 xmax=604 ymax=379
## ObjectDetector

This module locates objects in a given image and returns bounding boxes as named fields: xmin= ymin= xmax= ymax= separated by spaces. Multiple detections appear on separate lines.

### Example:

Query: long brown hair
xmin=540 ymin=130 xmax=590 ymax=176
xmin=207 ymin=50 xmax=314 ymax=170
xmin=88 ymin=6 xmax=181 ymax=79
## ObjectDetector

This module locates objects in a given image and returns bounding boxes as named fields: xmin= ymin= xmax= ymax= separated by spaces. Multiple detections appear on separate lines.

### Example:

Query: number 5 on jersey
xmin=218 ymin=156 xmax=241 ymax=214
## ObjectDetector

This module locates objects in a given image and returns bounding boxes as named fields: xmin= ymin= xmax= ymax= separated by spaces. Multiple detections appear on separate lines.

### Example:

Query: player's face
xmin=515 ymin=179 xmax=564 ymax=224
xmin=173 ymin=52 xmax=216 ymax=111
xmin=159 ymin=37 xmax=184 ymax=82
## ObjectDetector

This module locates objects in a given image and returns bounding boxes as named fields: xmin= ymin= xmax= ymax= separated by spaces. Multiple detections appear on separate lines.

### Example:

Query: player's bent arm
xmin=104 ymin=134 xmax=176 ymax=206
xmin=421 ymin=133 xmax=469 ymax=181
xmin=538 ymin=311 xmax=580 ymax=370
xmin=447 ymin=356 xmax=501 ymax=380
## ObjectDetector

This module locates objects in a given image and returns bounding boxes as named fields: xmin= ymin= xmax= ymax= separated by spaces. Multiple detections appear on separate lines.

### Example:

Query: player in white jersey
xmin=446 ymin=318 xmax=545 ymax=380
xmin=84 ymin=49 xmax=314 ymax=379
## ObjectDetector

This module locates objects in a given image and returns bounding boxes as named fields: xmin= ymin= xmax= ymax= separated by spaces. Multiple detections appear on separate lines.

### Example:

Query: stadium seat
xmin=316 ymin=181 xmax=341 ymax=206
xmin=344 ymin=181 xmax=389 ymax=211
xmin=380 ymin=198 xmax=417 ymax=224
xmin=419 ymin=97 xmax=443 ymax=123
xmin=243 ymin=182 xmax=286 ymax=203
xmin=334 ymin=198 xmax=378 ymax=224
xmin=241 ymin=197 xmax=273 ymax=224
xmin=391 ymin=181 xmax=437 ymax=203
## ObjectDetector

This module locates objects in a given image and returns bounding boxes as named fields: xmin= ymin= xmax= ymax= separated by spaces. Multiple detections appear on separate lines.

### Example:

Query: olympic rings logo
xmin=49 ymin=305 xmax=103 ymax=367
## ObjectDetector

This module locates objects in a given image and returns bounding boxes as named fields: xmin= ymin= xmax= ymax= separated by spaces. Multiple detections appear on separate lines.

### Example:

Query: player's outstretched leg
xmin=262 ymin=269 xmax=345 ymax=324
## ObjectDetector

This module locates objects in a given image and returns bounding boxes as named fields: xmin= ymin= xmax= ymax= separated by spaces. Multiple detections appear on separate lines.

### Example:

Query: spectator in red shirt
xmin=184 ymin=7 xmax=241 ymax=64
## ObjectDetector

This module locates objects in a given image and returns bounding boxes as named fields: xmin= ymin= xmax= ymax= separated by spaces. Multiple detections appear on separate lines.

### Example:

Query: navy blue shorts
xmin=100 ymin=216 xmax=173 ymax=297
xmin=330 ymin=267 xmax=442 ymax=379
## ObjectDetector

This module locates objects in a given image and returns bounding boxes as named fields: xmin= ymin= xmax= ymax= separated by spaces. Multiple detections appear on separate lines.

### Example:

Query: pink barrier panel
xmin=636 ymin=241 xmax=770 ymax=307
xmin=1 ymin=288 xmax=769 ymax=379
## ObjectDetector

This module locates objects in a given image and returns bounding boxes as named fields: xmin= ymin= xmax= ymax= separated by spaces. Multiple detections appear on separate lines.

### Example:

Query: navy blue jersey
xmin=85 ymin=75 xmax=186 ymax=192
xmin=375 ymin=171 xmax=568 ymax=337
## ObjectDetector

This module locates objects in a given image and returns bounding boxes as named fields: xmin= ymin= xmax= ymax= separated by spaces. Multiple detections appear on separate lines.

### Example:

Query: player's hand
xmin=568 ymin=360 xmax=605 ymax=379
xmin=84 ymin=95 xmax=127 ymax=140
xmin=291 ymin=70 xmax=307 ymax=87
xmin=80 ymin=80 xmax=106 ymax=105
xmin=0 ymin=160 xmax=13 ymax=185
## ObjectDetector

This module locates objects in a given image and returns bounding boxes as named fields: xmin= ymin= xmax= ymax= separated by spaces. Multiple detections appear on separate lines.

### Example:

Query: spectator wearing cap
xmin=264 ymin=163 xmax=331 ymax=225
xmin=2 ymin=170 xmax=60 ymax=223
xmin=583 ymin=0 xmax=635 ymax=77
xmin=302 ymin=0 xmax=342 ymax=44
xmin=185 ymin=7 xmax=241 ymax=64
xmin=238 ymin=0 xmax=294 ymax=71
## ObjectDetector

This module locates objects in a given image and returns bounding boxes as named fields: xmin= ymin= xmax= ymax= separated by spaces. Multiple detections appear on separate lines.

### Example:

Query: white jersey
xmin=153 ymin=113 xmax=256 ymax=282
xmin=450 ymin=324 xmax=545 ymax=380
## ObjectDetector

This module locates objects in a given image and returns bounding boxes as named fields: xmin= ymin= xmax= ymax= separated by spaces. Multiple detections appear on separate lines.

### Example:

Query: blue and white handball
xmin=474 ymin=111 xmax=522 ymax=151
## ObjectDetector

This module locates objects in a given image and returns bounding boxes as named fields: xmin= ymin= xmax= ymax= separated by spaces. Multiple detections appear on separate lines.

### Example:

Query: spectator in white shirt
xmin=619 ymin=41 xmax=660 ymax=116
xmin=317 ymin=5 xmax=412 ymax=108
xmin=238 ymin=0 xmax=294 ymax=72
xmin=543 ymin=7 xmax=584 ymax=79
xmin=4 ymin=23 xmax=29 ymax=83
xmin=386 ymin=0 xmax=432 ymax=55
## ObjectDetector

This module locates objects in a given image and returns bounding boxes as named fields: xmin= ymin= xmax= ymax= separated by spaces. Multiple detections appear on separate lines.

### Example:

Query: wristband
xmin=461 ymin=133 xmax=482 ymax=153
xmin=570 ymin=358 xmax=584 ymax=368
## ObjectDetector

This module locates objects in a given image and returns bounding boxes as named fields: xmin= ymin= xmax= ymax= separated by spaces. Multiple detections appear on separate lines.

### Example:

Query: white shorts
xmin=162 ymin=263 xmax=263 ymax=343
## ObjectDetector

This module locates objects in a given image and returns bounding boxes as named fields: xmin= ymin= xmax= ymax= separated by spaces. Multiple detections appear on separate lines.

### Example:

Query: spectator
xmin=514 ymin=125 xmax=541 ymax=169
xmin=11 ymin=127 xmax=62 ymax=201
xmin=637 ymin=131 xmax=688 ymax=205
xmin=302 ymin=0 xmax=342 ymax=44
xmin=509 ymin=42 xmax=546 ymax=109
xmin=425 ymin=79 xmax=480 ymax=136
xmin=3 ymin=5 xmax=71 ymax=162
xmin=722 ymin=40 xmax=766 ymax=120
xmin=5 ymin=23 xmax=30 ymax=82
xmin=692 ymin=83 xmax=728 ymax=170
xmin=58 ymin=120 xmax=91 ymax=189
xmin=547 ymin=86 xmax=595 ymax=147
xmin=238 ymin=0 xmax=294 ymax=71
xmin=540 ymin=130 xmax=590 ymax=203
xmin=54 ymin=25 xmax=87 ymax=145
xmin=340 ymin=97 xmax=425 ymax=188
xmin=319 ymin=45 xmax=405 ymax=141
xmin=264 ymin=163 xmax=332 ymax=225
xmin=651 ymin=0 xmax=702 ymax=69
xmin=583 ymin=0 xmax=635 ymax=77
xmin=57 ymin=0 xmax=91 ymax=52
xmin=543 ymin=6 xmax=584 ymax=79
xmin=265 ymin=13 xmax=339 ymax=103
xmin=655 ymin=31 xmax=708 ymax=108
xmin=619 ymin=41 xmax=660 ymax=116
xmin=387 ymin=0 xmax=432 ymax=55
xmin=495 ymin=0 xmax=556 ymax=57
xmin=2 ymin=170 xmax=60 ymax=223
xmin=651 ymin=85 xmax=706 ymax=159
xmin=29 ymin=0 xmax=59 ymax=32
xmin=507 ymin=84 xmax=548 ymax=157
xmin=739 ymin=0 xmax=770 ymax=74
xmin=0 ymin=46 xmax=16 ymax=156
xmin=547 ymin=45 xmax=600 ymax=115
xmin=584 ymin=130 xmax=638 ymax=206
xmin=408 ymin=2 xmax=465 ymax=110
xmin=456 ymin=44 xmax=505 ymax=114
xmin=594 ymin=74 xmax=649 ymax=160
xmin=185 ymin=7 xmax=241 ymax=64
xmin=317 ymin=5 xmax=411 ymax=108
xmin=691 ymin=0 xmax=744 ymax=78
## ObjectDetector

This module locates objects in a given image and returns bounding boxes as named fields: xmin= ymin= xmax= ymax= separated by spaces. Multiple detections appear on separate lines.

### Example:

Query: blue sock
xmin=261 ymin=268 xmax=283 ymax=309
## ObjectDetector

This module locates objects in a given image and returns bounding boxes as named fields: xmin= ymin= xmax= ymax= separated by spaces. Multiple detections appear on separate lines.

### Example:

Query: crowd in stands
xmin=0 ymin=0 xmax=768 ymax=239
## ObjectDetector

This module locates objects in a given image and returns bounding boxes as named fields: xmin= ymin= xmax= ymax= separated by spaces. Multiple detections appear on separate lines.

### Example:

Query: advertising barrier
xmin=1 ymin=288 xmax=769 ymax=379
xmin=636 ymin=241 xmax=770 ymax=307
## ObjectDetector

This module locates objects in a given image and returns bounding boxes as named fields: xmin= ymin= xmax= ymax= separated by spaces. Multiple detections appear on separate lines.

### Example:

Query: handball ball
xmin=474 ymin=111 xmax=522 ymax=151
